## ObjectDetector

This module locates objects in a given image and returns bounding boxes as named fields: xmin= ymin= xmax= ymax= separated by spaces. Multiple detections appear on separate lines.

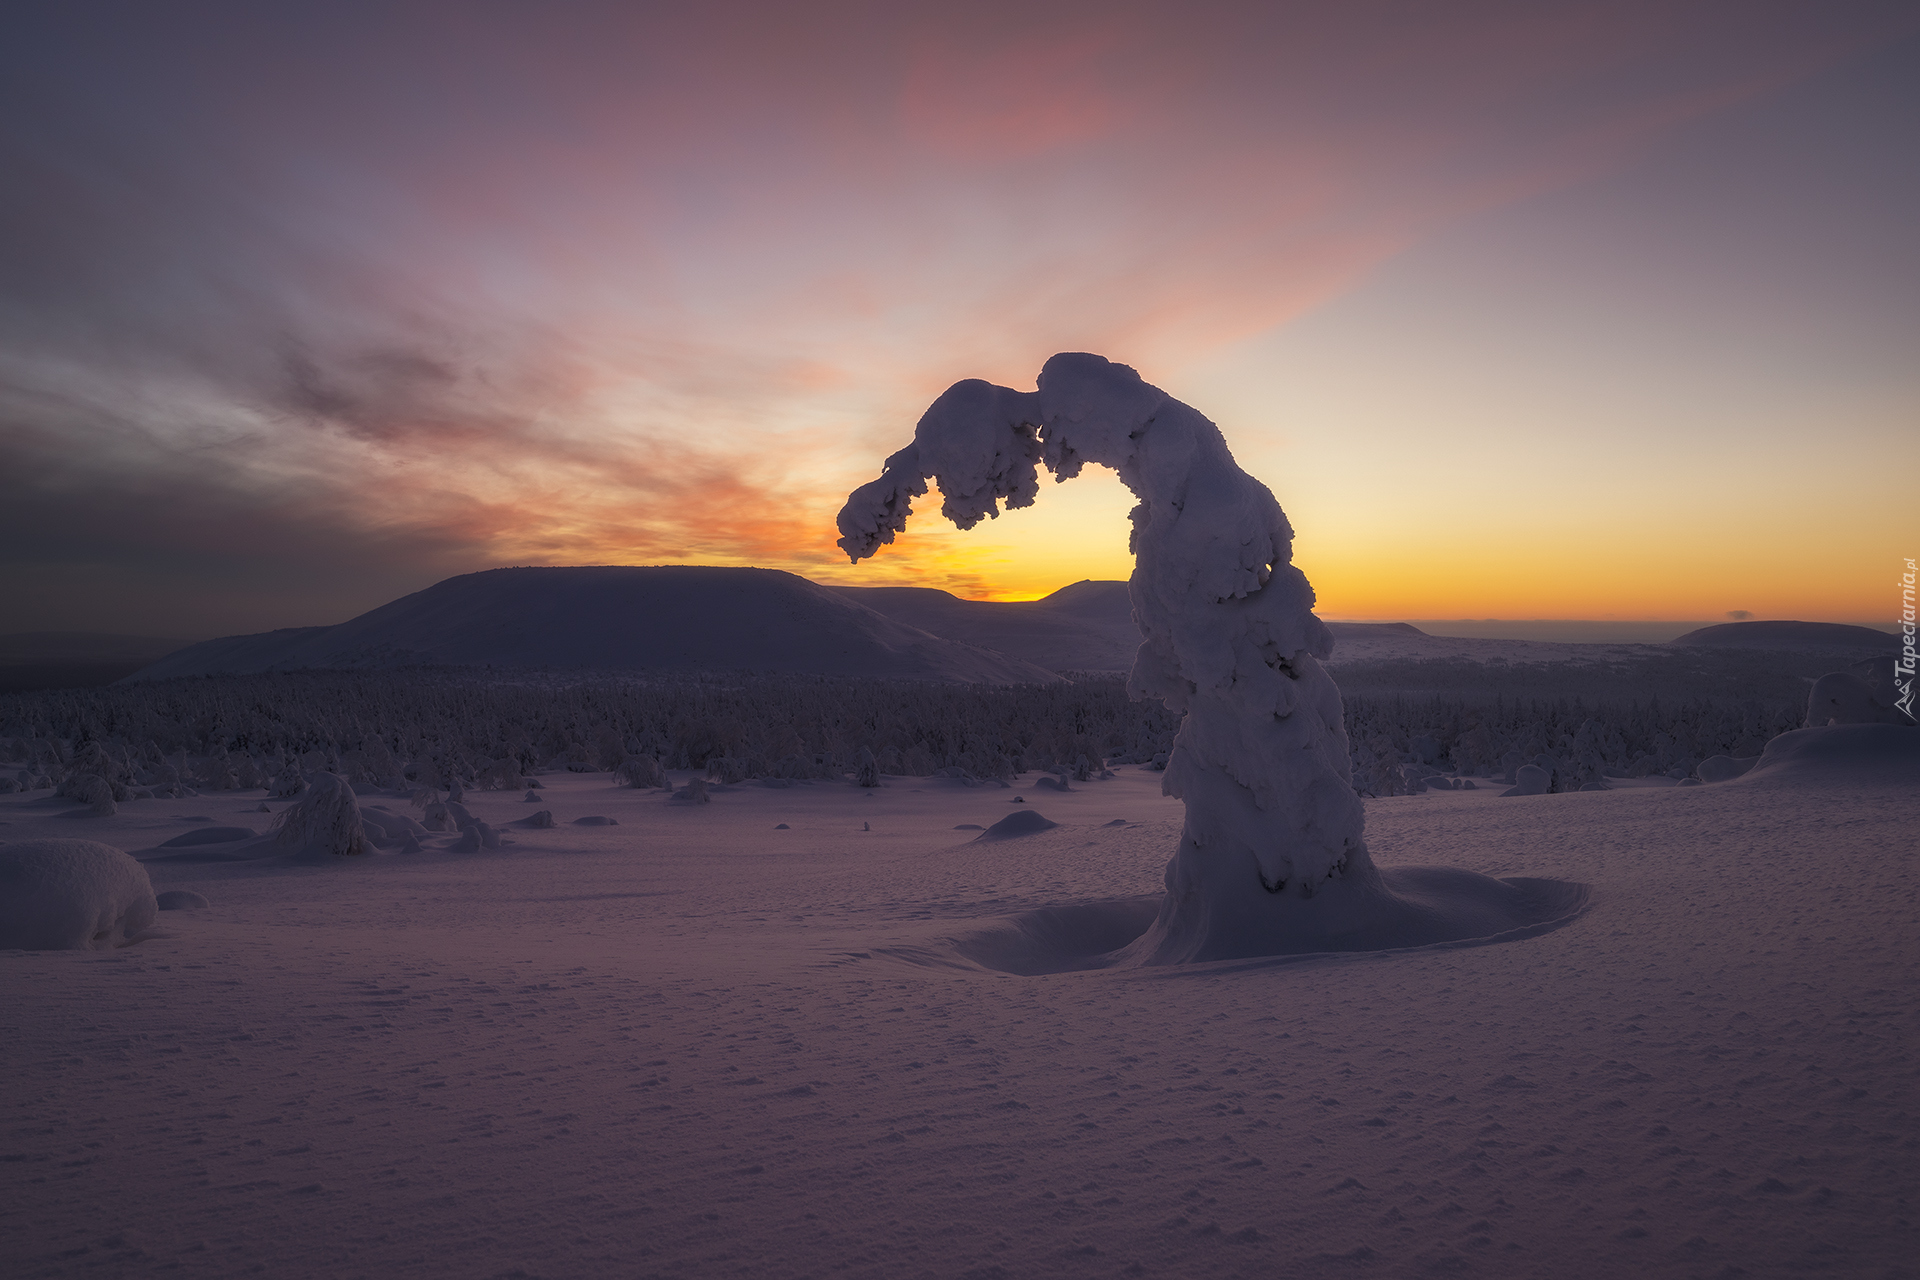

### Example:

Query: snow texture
xmin=0 ymin=838 xmax=157 ymax=949
xmin=838 ymin=353 xmax=1574 ymax=963
xmin=6 ymin=759 xmax=1912 ymax=1278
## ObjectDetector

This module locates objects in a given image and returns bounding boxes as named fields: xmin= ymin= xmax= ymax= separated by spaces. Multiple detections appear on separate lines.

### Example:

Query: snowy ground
xmin=3 ymin=757 xmax=1917 ymax=1279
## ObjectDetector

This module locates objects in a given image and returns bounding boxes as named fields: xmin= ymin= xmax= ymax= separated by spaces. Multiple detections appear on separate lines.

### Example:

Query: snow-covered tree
xmin=837 ymin=353 xmax=1560 ymax=963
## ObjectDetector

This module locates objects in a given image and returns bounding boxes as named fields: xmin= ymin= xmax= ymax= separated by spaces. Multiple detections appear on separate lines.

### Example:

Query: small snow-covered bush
xmin=451 ymin=821 xmax=501 ymax=851
xmin=269 ymin=760 xmax=307 ymax=798
xmin=706 ymin=756 xmax=750 ymax=784
xmin=269 ymin=772 xmax=368 ymax=857
xmin=61 ymin=773 xmax=119 ymax=815
xmin=617 ymin=756 xmax=664 ymax=789
xmin=0 ymin=839 xmax=157 ymax=949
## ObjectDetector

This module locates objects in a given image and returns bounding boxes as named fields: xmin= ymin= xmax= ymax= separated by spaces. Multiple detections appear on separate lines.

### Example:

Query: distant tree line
xmin=0 ymin=667 xmax=1806 ymax=800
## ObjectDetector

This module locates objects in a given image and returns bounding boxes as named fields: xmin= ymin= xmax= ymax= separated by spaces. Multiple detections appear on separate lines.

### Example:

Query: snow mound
xmin=1805 ymin=671 xmax=1915 ymax=727
xmin=125 ymin=566 xmax=1061 ymax=686
xmin=359 ymin=808 xmax=427 ymax=848
xmin=156 ymin=890 xmax=210 ymax=910
xmin=0 ymin=839 xmax=157 ymax=950
xmin=973 ymin=810 xmax=1060 ymax=841
xmin=573 ymin=815 xmax=618 ymax=826
xmin=1668 ymin=620 xmax=1896 ymax=651
xmin=1501 ymin=765 xmax=1551 ymax=797
xmin=1697 ymin=754 xmax=1758 ymax=783
xmin=1738 ymin=724 xmax=1920 ymax=787
xmin=158 ymin=826 xmax=257 ymax=847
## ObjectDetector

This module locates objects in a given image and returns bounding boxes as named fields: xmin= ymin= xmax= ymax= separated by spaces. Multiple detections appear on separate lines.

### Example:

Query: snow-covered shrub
xmin=451 ymin=821 xmax=501 ymax=851
xmin=854 ymin=747 xmax=880 ymax=788
xmin=674 ymin=777 xmax=710 ymax=804
xmin=617 ymin=756 xmax=664 ymax=788
xmin=706 ymin=756 xmax=751 ymax=784
xmin=0 ymin=839 xmax=157 ymax=949
xmin=269 ymin=772 xmax=368 ymax=857
xmin=472 ymin=757 xmax=522 ymax=790
xmin=58 ymin=773 xmax=119 ymax=815
xmin=269 ymin=759 xmax=307 ymax=798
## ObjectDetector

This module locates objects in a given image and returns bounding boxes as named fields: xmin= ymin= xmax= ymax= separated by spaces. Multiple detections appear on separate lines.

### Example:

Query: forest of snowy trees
xmin=0 ymin=669 xmax=1806 ymax=803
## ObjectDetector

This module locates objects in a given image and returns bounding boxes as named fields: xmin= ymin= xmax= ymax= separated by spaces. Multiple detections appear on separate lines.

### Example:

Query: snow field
xmin=3 ymin=753 xmax=1916 ymax=1278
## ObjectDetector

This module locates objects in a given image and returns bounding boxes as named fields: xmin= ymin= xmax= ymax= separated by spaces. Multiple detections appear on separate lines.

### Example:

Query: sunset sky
xmin=3 ymin=1 xmax=1914 ymax=637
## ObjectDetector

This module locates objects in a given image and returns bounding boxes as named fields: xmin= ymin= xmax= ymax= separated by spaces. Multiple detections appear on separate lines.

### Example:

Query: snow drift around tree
xmin=0 ymin=838 xmax=157 ymax=949
xmin=837 ymin=353 xmax=1584 ymax=964
xmin=124 ymin=567 xmax=1061 ymax=686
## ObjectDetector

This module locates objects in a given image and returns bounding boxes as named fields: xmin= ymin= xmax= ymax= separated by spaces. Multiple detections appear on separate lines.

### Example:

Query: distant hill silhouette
xmin=0 ymin=631 xmax=200 ymax=693
xmin=125 ymin=567 xmax=1063 ymax=685
xmin=830 ymin=579 xmax=1141 ymax=672
xmin=1324 ymin=621 xmax=1429 ymax=640
xmin=1668 ymin=620 xmax=1896 ymax=651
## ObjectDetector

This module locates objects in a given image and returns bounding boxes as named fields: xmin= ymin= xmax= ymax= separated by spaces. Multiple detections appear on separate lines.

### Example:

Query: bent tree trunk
xmin=838 ymin=353 xmax=1571 ymax=964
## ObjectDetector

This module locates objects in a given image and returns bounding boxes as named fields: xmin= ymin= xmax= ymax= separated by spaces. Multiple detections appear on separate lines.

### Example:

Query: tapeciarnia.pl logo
xmin=1899 ymin=557 xmax=1916 ymax=719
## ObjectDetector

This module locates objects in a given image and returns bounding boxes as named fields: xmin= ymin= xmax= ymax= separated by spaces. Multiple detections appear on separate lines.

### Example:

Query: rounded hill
xmin=1667 ymin=620 xmax=1896 ymax=651
xmin=127 ymin=566 xmax=1064 ymax=685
